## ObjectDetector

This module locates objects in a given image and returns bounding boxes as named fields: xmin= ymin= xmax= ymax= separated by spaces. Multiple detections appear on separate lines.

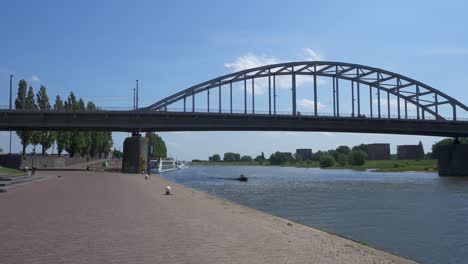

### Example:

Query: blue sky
xmin=1 ymin=0 xmax=468 ymax=160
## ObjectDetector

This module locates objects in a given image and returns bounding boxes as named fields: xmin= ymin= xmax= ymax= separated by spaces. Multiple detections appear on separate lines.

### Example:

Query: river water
xmin=162 ymin=166 xmax=468 ymax=264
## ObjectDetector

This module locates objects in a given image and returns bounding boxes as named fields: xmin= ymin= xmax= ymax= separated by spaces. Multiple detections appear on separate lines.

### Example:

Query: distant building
xmin=367 ymin=143 xmax=390 ymax=160
xmin=296 ymin=149 xmax=312 ymax=160
xmin=397 ymin=143 xmax=424 ymax=160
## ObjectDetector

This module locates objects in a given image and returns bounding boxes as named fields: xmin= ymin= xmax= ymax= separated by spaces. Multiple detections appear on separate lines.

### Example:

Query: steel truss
xmin=144 ymin=61 xmax=468 ymax=121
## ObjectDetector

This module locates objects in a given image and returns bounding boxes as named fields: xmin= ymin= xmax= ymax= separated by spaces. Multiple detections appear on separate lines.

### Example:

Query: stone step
xmin=0 ymin=175 xmax=43 ymax=187
xmin=0 ymin=174 xmax=30 ymax=181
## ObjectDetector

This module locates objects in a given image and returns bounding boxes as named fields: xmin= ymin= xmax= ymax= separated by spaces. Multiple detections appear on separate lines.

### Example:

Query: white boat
xmin=177 ymin=161 xmax=187 ymax=169
xmin=150 ymin=159 xmax=179 ymax=173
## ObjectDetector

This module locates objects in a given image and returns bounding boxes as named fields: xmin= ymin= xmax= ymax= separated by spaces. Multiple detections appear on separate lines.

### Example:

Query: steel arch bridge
xmin=145 ymin=61 xmax=468 ymax=121
xmin=1 ymin=61 xmax=468 ymax=137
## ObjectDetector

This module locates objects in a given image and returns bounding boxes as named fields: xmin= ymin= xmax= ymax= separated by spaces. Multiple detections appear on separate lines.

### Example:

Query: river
xmin=161 ymin=165 xmax=468 ymax=264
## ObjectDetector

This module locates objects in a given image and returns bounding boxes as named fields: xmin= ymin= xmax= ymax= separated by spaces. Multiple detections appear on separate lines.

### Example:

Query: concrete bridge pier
xmin=437 ymin=144 xmax=468 ymax=176
xmin=122 ymin=135 xmax=149 ymax=174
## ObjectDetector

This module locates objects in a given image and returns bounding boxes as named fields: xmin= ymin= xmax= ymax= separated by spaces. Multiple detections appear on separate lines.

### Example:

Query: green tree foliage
xmin=15 ymin=80 xmax=27 ymax=109
xmin=311 ymin=150 xmax=324 ymax=161
xmin=336 ymin=145 xmax=351 ymax=155
xmin=54 ymin=95 xmax=68 ymax=156
xmin=113 ymin=148 xmax=123 ymax=159
xmin=60 ymin=93 xmax=113 ymax=157
xmin=352 ymin=144 xmax=368 ymax=154
xmin=211 ymin=154 xmax=221 ymax=162
xmin=269 ymin=151 xmax=294 ymax=165
xmin=240 ymin=155 xmax=253 ymax=162
xmin=336 ymin=153 xmax=348 ymax=166
xmin=223 ymin=152 xmax=241 ymax=162
xmin=27 ymin=86 xmax=41 ymax=153
xmin=146 ymin=132 xmax=167 ymax=158
xmin=36 ymin=85 xmax=56 ymax=154
xmin=348 ymin=150 xmax=367 ymax=166
xmin=319 ymin=154 xmax=335 ymax=167
xmin=31 ymin=132 xmax=42 ymax=153
xmin=254 ymin=154 xmax=265 ymax=162
xmin=86 ymin=102 xmax=98 ymax=157
xmin=15 ymin=80 xmax=33 ymax=154
xmin=65 ymin=95 xmax=88 ymax=157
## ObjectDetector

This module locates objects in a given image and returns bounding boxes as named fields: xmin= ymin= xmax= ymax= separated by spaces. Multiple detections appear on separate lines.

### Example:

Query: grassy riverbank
xmin=0 ymin=166 xmax=22 ymax=174
xmin=191 ymin=159 xmax=438 ymax=172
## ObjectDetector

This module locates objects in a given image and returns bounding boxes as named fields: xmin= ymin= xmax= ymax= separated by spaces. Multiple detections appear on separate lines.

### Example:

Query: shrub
xmin=348 ymin=150 xmax=367 ymax=166
xmin=240 ymin=155 xmax=253 ymax=162
xmin=319 ymin=154 xmax=335 ymax=167
xmin=336 ymin=154 xmax=348 ymax=166
xmin=269 ymin=151 xmax=294 ymax=165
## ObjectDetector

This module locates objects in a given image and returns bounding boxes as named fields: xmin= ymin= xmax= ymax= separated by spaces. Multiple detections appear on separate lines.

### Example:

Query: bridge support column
xmin=122 ymin=136 xmax=149 ymax=174
xmin=437 ymin=144 xmax=468 ymax=176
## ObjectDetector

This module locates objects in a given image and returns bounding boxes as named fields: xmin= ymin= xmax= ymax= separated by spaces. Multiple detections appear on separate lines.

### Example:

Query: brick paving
xmin=0 ymin=171 xmax=418 ymax=264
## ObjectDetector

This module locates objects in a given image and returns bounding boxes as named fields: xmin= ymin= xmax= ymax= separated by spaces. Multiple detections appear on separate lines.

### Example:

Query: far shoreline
xmin=189 ymin=159 xmax=438 ymax=173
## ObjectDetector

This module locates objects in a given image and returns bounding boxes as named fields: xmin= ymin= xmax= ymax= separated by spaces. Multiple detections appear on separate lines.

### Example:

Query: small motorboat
xmin=238 ymin=174 xmax=248 ymax=182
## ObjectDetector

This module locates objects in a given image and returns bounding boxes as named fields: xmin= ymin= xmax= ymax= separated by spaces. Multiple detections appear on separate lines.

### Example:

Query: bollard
xmin=165 ymin=186 xmax=172 ymax=195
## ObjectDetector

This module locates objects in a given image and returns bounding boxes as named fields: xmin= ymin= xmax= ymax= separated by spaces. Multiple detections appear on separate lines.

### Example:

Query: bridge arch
xmin=144 ymin=61 xmax=468 ymax=121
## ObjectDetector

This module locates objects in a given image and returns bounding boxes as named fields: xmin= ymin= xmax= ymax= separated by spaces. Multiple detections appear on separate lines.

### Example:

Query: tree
xmin=311 ymin=150 xmax=324 ymax=161
xmin=86 ymin=102 xmax=98 ymax=157
xmin=212 ymin=154 xmax=221 ymax=162
xmin=36 ymin=85 xmax=56 ymax=154
xmin=240 ymin=155 xmax=252 ymax=162
xmin=348 ymin=150 xmax=367 ymax=166
xmin=269 ymin=152 xmax=293 ymax=165
xmin=15 ymin=80 xmax=27 ymax=109
xmin=54 ymin=95 xmax=68 ymax=156
xmin=15 ymin=80 xmax=32 ymax=154
xmin=146 ymin=132 xmax=167 ymax=158
xmin=31 ymin=131 xmax=42 ymax=153
xmin=319 ymin=154 xmax=335 ymax=167
xmin=223 ymin=152 xmax=241 ymax=162
xmin=336 ymin=153 xmax=348 ymax=166
xmin=254 ymin=152 xmax=266 ymax=162
xmin=112 ymin=148 xmax=123 ymax=159
xmin=65 ymin=93 xmax=85 ymax=157
xmin=352 ymin=144 xmax=368 ymax=154
xmin=336 ymin=145 xmax=351 ymax=155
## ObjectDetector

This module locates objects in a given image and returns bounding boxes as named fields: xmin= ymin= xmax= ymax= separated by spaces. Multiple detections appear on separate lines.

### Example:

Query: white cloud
xmin=224 ymin=54 xmax=279 ymax=72
xmin=297 ymin=98 xmax=325 ymax=110
xmin=31 ymin=75 xmax=41 ymax=82
xmin=303 ymin=48 xmax=323 ymax=61
xmin=224 ymin=48 xmax=325 ymax=95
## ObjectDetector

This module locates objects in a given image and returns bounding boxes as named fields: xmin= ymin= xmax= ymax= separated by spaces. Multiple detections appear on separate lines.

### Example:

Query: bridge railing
xmin=154 ymin=107 xmax=468 ymax=121
xmin=0 ymin=105 xmax=135 ymax=112
xmin=2 ymin=105 xmax=468 ymax=121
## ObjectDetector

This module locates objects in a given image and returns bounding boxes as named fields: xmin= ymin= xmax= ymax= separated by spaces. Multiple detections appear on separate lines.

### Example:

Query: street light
xmin=136 ymin=80 xmax=139 ymax=110
xmin=9 ymin=74 xmax=13 ymax=154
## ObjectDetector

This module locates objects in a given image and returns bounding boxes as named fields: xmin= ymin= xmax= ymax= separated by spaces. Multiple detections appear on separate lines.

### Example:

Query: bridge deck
xmin=1 ymin=110 xmax=468 ymax=137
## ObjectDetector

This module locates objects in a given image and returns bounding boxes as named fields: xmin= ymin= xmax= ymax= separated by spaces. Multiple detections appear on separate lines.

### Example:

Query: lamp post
xmin=136 ymin=80 xmax=139 ymax=110
xmin=9 ymin=74 xmax=13 ymax=154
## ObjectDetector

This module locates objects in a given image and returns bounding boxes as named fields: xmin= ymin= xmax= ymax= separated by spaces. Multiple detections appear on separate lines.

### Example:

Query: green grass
xmin=191 ymin=161 xmax=267 ymax=166
xmin=191 ymin=159 xmax=438 ymax=172
xmin=0 ymin=166 xmax=23 ymax=174
xmin=332 ymin=159 xmax=437 ymax=172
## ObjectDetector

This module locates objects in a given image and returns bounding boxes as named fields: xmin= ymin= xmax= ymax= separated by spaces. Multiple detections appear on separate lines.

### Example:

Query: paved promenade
xmin=0 ymin=171 xmax=418 ymax=264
